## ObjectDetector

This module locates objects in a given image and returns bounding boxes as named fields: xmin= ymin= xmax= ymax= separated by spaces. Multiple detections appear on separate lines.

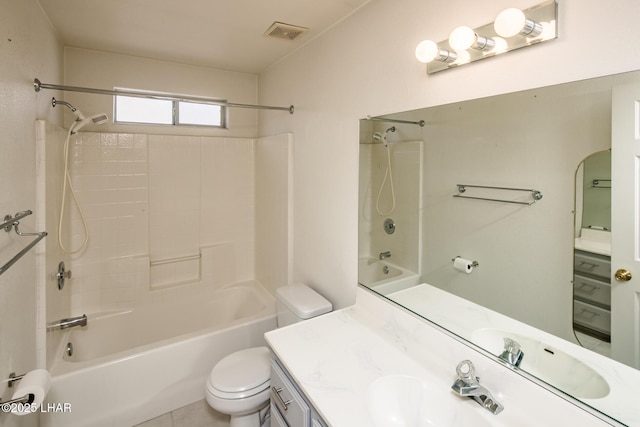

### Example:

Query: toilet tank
xmin=275 ymin=284 xmax=332 ymax=327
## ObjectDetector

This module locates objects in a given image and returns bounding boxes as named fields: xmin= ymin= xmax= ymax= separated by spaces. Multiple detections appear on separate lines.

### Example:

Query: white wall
xmin=257 ymin=0 xmax=640 ymax=310
xmin=0 ymin=1 xmax=63 ymax=426
xmin=64 ymin=48 xmax=259 ymax=138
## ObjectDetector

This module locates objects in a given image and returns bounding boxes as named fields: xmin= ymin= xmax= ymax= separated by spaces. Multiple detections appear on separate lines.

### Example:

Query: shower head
xmin=372 ymin=126 xmax=396 ymax=144
xmin=52 ymin=97 xmax=108 ymax=133
xmin=71 ymin=113 xmax=109 ymax=134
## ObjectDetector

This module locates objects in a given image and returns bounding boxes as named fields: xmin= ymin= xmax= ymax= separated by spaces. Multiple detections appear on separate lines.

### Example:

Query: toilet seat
xmin=207 ymin=346 xmax=271 ymax=400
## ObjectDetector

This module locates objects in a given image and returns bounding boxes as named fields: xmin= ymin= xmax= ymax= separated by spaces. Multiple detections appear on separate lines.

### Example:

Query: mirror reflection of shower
xmin=52 ymin=97 xmax=109 ymax=254
xmin=373 ymin=126 xmax=396 ymax=216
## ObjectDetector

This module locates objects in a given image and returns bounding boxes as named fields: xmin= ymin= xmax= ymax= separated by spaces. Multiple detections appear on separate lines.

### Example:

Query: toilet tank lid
xmin=276 ymin=284 xmax=332 ymax=319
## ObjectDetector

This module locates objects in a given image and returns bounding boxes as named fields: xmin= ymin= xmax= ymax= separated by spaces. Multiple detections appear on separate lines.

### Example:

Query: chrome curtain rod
xmin=34 ymin=79 xmax=294 ymax=114
xmin=365 ymin=116 xmax=425 ymax=127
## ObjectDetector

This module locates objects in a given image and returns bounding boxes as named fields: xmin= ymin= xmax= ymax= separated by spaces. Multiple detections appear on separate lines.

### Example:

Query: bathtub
xmin=41 ymin=280 xmax=277 ymax=427
xmin=358 ymin=258 xmax=420 ymax=295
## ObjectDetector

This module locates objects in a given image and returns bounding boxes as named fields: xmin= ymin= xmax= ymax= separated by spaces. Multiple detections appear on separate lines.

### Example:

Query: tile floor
xmin=134 ymin=400 xmax=229 ymax=427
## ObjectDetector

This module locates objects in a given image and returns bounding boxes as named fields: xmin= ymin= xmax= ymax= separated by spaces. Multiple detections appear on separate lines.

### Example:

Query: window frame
xmin=113 ymin=89 xmax=228 ymax=129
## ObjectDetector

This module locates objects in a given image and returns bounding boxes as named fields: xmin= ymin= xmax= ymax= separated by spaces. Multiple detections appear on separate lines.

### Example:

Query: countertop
xmin=265 ymin=287 xmax=619 ymax=427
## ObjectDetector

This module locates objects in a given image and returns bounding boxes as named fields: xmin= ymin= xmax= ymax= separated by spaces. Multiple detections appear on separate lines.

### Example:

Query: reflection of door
xmin=611 ymin=82 xmax=640 ymax=369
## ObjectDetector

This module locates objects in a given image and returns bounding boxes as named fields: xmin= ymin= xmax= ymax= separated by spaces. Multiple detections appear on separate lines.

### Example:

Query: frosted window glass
xmin=178 ymin=102 xmax=223 ymax=126
xmin=115 ymin=96 xmax=173 ymax=124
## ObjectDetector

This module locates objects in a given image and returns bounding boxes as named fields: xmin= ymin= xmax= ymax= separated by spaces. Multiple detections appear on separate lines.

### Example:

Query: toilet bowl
xmin=205 ymin=347 xmax=271 ymax=427
xmin=205 ymin=284 xmax=332 ymax=427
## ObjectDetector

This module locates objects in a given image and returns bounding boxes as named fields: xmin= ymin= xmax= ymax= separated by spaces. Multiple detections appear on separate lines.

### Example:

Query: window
xmin=114 ymin=90 xmax=226 ymax=128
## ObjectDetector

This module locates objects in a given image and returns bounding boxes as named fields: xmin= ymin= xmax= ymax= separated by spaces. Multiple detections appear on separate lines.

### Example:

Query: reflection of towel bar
xmin=150 ymin=253 xmax=201 ymax=266
xmin=591 ymin=179 xmax=611 ymax=189
xmin=1 ymin=210 xmax=48 ymax=276
xmin=454 ymin=184 xmax=543 ymax=206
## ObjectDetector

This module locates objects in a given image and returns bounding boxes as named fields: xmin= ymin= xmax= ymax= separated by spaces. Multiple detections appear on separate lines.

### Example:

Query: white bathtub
xmin=358 ymin=258 xmax=420 ymax=295
xmin=41 ymin=280 xmax=277 ymax=427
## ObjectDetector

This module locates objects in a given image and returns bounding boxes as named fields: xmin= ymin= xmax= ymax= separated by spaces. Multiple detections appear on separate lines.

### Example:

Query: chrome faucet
xmin=379 ymin=251 xmax=392 ymax=260
xmin=47 ymin=314 xmax=88 ymax=331
xmin=451 ymin=360 xmax=504 ymax=415
xmin=498 ymin=338 xmax=524 ymax=367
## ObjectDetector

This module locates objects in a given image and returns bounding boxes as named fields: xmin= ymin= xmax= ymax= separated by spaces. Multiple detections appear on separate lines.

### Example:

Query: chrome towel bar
xmin=454 ymin=184 xmax=543 ymax=206
xmin=0 ymin=210 xmax=48 ymax=276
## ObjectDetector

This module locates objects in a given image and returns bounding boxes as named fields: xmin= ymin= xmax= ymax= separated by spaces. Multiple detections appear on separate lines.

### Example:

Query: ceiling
xmin=37 ymin=0 xmax=371 ymax=74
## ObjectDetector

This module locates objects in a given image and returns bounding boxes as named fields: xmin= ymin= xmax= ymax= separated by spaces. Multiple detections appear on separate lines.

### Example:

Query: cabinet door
xmin=271 ymin=360 xmax=310 ymax=427
xmin=271 ymin=402 xmax=289 ymax=427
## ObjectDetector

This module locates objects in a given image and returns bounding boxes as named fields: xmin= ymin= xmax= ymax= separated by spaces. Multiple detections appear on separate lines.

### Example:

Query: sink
xmin=367 ymin=375 xmax=492 ymax=427
xmin=471 ymin=328 xmax=610 ymax=399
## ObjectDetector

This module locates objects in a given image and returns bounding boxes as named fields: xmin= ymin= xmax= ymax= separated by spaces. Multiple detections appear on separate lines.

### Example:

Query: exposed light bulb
xmin=494 ymin=8 xmax=543 ymax=38
xmin=449 ymin=26 xmax=476 ymax=51
xmin=415 ymin=40 xmax=439 ymax=63
xmin=415 ymin=39 xmax=457 ymax=64
xmin=449 ymin=25 xmax=495 ymax=51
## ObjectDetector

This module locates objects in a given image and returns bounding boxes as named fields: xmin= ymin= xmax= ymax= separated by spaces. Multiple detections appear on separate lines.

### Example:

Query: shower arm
xmin=52 ymin=98 xmax=77 ymax=113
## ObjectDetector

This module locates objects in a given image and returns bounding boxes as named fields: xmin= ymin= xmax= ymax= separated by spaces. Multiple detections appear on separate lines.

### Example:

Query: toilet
xmin=205 ymin=284 xmax=332 ymax=427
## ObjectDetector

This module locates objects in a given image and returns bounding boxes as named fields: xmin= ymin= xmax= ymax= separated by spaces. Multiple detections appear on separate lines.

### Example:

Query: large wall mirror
xmin=359 ymin=69 xmax=640 ymax=426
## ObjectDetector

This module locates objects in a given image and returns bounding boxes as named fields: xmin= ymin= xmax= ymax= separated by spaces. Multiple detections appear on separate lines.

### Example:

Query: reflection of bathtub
xmin=42 ymin=280 xmax=276 ymax=427
xmin=358 ymin=258 xmax=419 ymax=295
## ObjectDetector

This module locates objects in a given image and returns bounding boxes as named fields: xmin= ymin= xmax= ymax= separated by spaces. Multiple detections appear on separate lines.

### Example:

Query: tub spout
xmin=47 ymin=314 xmax=87 ymax=331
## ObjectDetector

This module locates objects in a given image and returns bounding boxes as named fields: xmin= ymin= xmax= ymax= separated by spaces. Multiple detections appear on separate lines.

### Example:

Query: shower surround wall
xmin=64 ymin=132 xmax=262 ymax=315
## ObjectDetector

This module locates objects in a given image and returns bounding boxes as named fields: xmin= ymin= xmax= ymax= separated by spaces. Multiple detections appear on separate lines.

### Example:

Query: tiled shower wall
xmin=65 ymin=132 xmax=256 ymax=314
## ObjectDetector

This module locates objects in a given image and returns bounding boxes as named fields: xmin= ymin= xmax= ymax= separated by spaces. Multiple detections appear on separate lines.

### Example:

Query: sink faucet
xmin=498 ymin=338 xmax=524 ymax=367
xmin=47 ymin=314 xmax=88 ymax=331
xmin=451 ymin=360 xmax=504 ymax=415
xmin=379 ymin=251 xmax=392 ymax=260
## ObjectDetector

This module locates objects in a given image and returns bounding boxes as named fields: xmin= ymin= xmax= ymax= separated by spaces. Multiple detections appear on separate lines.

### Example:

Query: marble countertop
xmin=265 ymin=287 xmax=619 ymax=427
xmin=575 ymin=228 xmax=611 ymax=256
xmin=389 ymin=284 xmax=640 ymax=426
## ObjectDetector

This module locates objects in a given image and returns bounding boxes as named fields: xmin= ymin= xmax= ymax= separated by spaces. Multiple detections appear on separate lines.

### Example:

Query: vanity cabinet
xmin=270 ymin=356 xmax=327 ymax=427
xmin=573 ymin=249 xmax=611 ymax=340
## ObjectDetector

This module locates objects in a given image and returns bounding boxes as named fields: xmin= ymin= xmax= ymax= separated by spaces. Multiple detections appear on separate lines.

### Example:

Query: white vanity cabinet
xmin=573 ymin=249 xmax=611 ymax=340
xmin=270 ymin=356 xmax=327 ymax=427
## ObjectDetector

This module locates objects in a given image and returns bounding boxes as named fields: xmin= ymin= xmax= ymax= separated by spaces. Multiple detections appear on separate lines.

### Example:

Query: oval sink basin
xmin=367 ymin=375 xmax=492 ymax=427
xmin=471 ymin=328 xmax=610 ymax=399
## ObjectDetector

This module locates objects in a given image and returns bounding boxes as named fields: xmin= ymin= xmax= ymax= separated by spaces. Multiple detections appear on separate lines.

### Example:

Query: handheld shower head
xmin=71 ymin=113 xmax=109 ymax=134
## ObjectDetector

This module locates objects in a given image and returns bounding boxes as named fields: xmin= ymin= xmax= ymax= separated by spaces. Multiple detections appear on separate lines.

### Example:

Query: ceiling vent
xmin=264 ymin=22 xmax=308 ymax=41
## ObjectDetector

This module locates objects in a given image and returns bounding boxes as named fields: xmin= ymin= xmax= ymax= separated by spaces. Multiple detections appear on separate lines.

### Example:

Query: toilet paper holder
xmin=0 ymin=372 xmax=31 ymax=406
xmin=452 ymin=256 xmax=479 ymax=268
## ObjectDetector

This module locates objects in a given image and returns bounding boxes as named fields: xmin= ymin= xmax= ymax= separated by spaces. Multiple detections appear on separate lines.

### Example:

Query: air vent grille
xmin=264 ymin=22 xmax=308 ymax=41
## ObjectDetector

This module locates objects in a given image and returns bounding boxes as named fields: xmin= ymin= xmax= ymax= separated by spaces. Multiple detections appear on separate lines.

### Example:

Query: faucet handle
xmin=455 ymin=360 xmax=478 ymax=386
xmin=499 ymin=338 xmax=524 ymax=367
xmin=503 ymin=338 xmax=520 ymax=353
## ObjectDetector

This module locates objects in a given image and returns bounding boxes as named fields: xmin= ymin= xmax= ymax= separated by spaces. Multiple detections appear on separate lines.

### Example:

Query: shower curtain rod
xmin=34 ymin=79 xmax=294 ymax=114
xmin=365 ymin=116 xmax=425 ymax=127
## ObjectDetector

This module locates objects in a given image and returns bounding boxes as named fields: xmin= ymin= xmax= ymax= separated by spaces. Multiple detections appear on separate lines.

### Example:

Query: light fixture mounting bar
xmin=427 ymin=0 xmax=557 ymax=74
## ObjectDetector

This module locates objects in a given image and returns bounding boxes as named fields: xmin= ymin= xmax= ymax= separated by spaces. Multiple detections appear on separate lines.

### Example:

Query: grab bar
xmin=0 ymin=211 xmax=48 ymax=276
xmin=453 ymin=184 xmax=543 ymax=206
xmin=0 ymin=372 xmax=31 ymax=407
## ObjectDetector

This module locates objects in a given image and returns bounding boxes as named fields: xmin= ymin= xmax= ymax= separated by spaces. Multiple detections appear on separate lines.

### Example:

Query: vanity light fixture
xmin=416 ymin=0 xmax=557 ymax=74
xmin=494 ymin=8 xmax=543 ymax=38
